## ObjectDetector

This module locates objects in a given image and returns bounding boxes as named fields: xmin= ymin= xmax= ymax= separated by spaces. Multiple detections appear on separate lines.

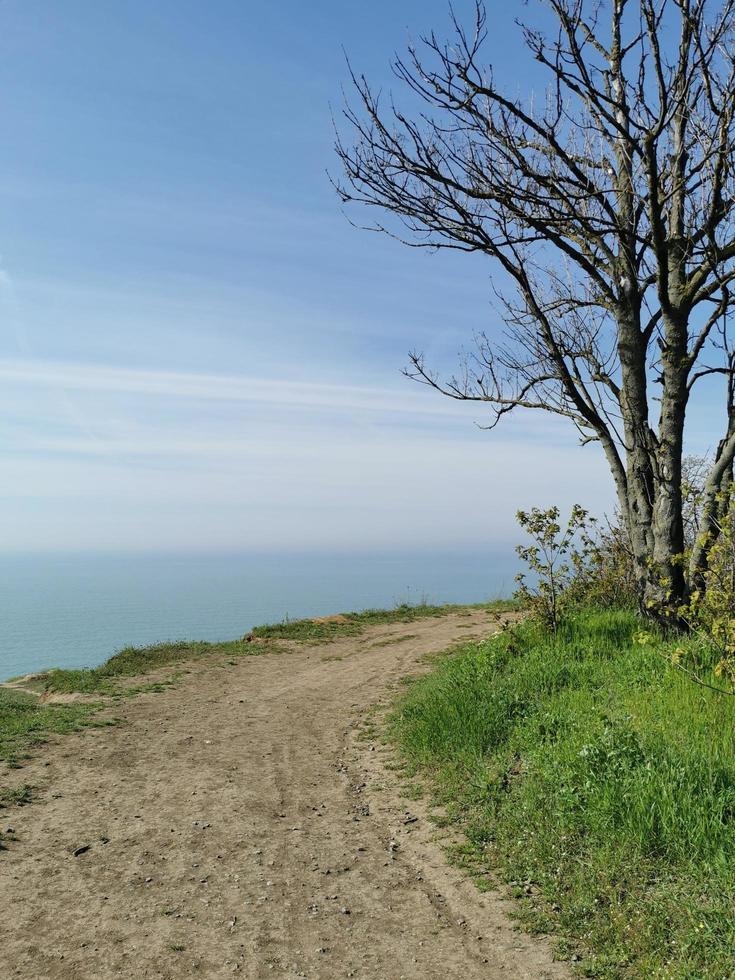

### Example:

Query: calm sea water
xmin=0 ymin=550 xmax=519 ymax=681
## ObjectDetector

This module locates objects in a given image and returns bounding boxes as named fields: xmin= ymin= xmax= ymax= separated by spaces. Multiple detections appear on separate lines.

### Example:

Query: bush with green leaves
xmin=516 ymin=457 xmax=716 ymax=632
xmin=681 ymin=491 xmax=735 ymax=685
xmin=514 ymin=505 xmax=595 ymax=632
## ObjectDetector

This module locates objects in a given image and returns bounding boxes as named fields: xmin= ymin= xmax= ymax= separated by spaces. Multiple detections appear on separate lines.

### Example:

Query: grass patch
xmin=249 ymin=600 xmax=516 ymax=643
xmin=0 ymin=688 xmax=101 ymax=768
xmin=370 ymin=634 xmax=419 ymax=648
xmin=0 ymin=783 xmax=33 ymax=807
xmin=390 ymin=608 xmax=735 ymax=978
xmin=37 ymin=637 xmax=269 ymax=696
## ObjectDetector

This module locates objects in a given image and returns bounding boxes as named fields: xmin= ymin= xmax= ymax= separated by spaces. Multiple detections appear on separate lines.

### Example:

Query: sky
xmin=0 ymin=0 xmax=651 ymax=553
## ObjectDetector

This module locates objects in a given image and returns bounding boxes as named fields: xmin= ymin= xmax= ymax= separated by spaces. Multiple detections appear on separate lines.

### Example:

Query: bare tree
xmin=334 ymin=0 xmax=735 ymax=620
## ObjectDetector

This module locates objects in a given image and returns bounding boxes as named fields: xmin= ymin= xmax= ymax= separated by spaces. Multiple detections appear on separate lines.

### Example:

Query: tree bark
xmin=649 ymin=312 xmax=689 ymax=616
xmin=615 ymin=311 xmax=656 ymax=603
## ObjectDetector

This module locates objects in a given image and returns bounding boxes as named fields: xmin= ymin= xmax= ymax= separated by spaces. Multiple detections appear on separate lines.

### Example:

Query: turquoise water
xmin=0 ymin=550 xmax=518 ymax=681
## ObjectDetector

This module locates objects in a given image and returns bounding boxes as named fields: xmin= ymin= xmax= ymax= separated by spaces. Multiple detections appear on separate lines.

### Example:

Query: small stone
xmin=340 ymin=907 xmax=351 ymax=915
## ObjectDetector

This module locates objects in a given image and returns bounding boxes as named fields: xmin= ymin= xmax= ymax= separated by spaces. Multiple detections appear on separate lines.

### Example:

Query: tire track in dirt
xmin=0 ymin=611 xmax=569 ymax=979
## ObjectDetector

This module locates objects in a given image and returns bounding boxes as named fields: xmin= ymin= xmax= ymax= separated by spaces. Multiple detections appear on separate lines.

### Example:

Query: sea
xmin=0 ymin=550 xmax=520 ymax=682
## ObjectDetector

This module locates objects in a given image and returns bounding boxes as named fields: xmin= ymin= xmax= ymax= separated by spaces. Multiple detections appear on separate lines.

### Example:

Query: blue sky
xmin=0 ymin=0 xmax=642 ymax=552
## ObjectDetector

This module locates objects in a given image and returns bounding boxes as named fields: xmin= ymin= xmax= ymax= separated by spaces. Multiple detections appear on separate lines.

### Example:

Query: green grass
xmin=0 ymin=688 xmax=103 ymax=768
xmin=249 ymin=599 xmax=516 ymax=643
xmin=0 ymin=782 xmax=33 ymax=807
xmin=390 ymin=608 xmax=735 ymax=978
xmin=37 ymin=637 xmax=270 ymax=696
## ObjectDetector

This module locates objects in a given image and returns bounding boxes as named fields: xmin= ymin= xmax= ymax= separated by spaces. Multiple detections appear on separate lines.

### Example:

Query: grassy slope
xmin=391 ymin=609 xmax=735 ymax=979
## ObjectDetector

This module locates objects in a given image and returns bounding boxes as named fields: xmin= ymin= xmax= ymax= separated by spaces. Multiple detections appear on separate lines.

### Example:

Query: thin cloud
xmin=0 ymin=357 xmax=465 ymax=417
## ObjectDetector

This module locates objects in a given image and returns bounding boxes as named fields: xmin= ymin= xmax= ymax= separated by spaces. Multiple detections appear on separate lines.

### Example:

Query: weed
xmin=400 ymin=782 xmax=425 ymax=801
xmin=0 ymin=783 xmax=33 ymax=807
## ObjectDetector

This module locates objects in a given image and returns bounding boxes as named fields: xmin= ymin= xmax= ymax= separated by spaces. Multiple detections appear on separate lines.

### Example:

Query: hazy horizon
xmin=0 ymin=548 xmax=521 ymax=679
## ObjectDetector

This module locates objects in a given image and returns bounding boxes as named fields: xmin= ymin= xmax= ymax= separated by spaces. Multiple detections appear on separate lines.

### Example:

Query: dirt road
xmin=1 ymin=610 xmax=569 ymax=979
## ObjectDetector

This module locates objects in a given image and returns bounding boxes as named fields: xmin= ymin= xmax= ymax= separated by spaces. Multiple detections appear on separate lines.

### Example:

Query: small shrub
xmin=515 ymin=505 xmax=595 ymax=631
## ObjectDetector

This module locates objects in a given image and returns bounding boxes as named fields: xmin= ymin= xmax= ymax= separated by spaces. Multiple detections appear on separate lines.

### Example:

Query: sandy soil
xmin=0 ymin=610 xmax=569 ymax=979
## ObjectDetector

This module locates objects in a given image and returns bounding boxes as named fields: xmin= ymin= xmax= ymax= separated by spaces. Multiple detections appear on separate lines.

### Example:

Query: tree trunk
xmin=624 ymin=453 xmax=687 ymax=625
xmin=649 ymin=316 xmax=689 ymax=620
xmin=613 ymin=309 xmax=689 ymax=623
xmin=616 ymin=311 xmax=657 ymax=608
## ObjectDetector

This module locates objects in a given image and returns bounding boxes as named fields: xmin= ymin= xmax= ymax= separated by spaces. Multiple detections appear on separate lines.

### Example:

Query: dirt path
xmin=0 ymin=611 xmax=569 ymax=980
